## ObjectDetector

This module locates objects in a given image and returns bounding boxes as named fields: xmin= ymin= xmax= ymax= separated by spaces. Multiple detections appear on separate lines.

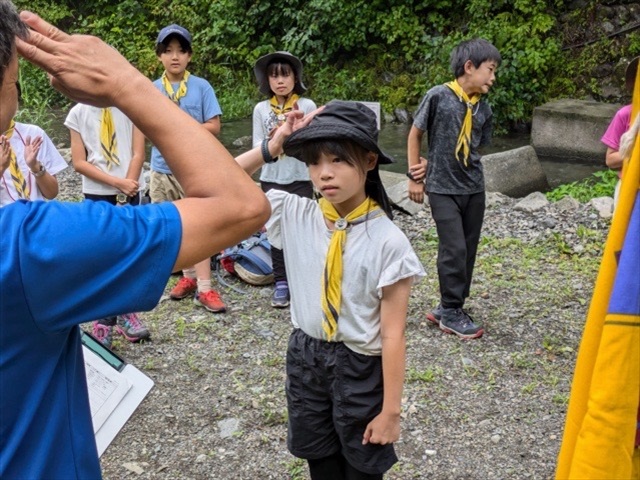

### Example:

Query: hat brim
xmin=283 ymin=123 xmax=395 ymax=165
xmin=254 ymin=52 xmax=307 ymax=97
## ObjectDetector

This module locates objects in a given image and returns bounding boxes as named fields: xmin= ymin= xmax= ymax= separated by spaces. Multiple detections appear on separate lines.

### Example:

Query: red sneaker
xmin=194 ymin=289 xmax=227 ymax=313
xmin=170 ymin=277 xmax=197 ymax=299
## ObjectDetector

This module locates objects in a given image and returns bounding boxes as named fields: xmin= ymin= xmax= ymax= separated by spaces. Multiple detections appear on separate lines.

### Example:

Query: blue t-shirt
xmin=0 ymin=200 xmax=181 ymax=479
xmin=150 ymin=75 xmax=222 ymax=174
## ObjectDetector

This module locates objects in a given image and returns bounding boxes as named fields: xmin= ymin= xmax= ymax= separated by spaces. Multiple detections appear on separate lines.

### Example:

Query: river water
xmin=217 ymin=118 xmax=603 ymax=189
xmin=46 ymin=113 xmax=602 ymax=189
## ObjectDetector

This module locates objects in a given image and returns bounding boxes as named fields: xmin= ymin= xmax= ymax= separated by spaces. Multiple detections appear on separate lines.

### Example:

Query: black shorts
xmin=286 ymin=329 xmax=397 ymax=475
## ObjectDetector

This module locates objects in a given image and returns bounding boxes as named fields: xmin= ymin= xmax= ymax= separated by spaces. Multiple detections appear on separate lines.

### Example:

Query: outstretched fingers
xmin=292 ymin=105 xmax=325 ymax=131
xmin=16 ymin=11 xmax=69 ymax=66
xmin=14 ymin=11 xmax=139 ymax=107
xmin=15 ymin=13 xmax=70 ymax=79
xmin=20 ymin=10 xmax=70 ymax=43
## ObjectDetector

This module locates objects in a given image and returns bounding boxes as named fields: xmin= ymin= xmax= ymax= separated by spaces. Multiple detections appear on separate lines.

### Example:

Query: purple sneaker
xmin=116 ymin=313 xmax=151 ymax=342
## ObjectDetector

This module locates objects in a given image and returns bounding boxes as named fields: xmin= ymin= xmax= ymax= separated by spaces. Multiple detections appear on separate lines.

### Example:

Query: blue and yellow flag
xmin=555 ymin=64 xmax=640 ymax=479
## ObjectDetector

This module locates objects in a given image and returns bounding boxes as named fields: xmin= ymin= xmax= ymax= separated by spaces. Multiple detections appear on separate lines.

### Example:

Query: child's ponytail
xmin=366 ymin=167 xmax=393 ymax=220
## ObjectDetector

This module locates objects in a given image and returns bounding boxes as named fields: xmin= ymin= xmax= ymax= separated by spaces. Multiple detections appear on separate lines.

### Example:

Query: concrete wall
xmin=531 ymin=99 xmax=621 ymax=163
xmin=482 ymin=146 xmax=549 ymax=198
xmin=381 ymin=145 xmax=550 ymax=212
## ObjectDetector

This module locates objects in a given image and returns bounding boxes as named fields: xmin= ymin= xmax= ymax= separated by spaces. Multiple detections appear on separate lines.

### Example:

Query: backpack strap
xmin=234 ymin=249 xmax=272 ymax=275
xmin=258 ymin=238 xmax=271 ymax=253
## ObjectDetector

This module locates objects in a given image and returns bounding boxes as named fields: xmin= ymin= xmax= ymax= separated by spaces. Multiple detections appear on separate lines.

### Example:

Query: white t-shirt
xmin=266 ymin=189 xmax=426 ymax=355
xmin=252 ymin=97 xmax=317 ymax=184
xmin=0 ymin=122 xmax=68 ymax=206
xmin=64 ymin=105 xmax=146 ymax=195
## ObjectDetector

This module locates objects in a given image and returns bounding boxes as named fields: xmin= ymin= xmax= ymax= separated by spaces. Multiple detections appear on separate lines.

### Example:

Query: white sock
xmin=197 ymin=279 xmax=212 ymax=293
xmin=183 ymin=268 xmax=196 ymax=279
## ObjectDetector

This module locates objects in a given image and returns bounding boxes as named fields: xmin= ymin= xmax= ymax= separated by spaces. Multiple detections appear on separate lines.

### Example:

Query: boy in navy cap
xmin=150 ymin=24 xmax=227 ymax=313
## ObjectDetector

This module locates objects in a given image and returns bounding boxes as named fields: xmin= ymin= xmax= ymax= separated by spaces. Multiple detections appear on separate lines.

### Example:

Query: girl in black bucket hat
xmin=238 ymin=100 xmax=426 ymax=478
xmin=252 ymin=51 xmax=317 ymax=309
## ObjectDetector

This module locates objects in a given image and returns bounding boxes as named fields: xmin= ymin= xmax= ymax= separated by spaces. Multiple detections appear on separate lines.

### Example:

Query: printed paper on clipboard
xmin=81 ymin=331 xmax=154 ymax=457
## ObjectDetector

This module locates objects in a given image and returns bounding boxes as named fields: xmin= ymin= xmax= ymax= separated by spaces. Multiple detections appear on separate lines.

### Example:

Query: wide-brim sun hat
xmin=254 ymin=51 xmax=307 ymax=97
xmin=283 ymin=100 xmax=395 ymax=165
xmin=156 ymin=24 xmax=192 ymax=46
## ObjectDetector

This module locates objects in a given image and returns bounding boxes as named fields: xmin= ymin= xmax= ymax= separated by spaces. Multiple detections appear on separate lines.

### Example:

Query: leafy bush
xmin=12 ymin=0 xmax=634 ymax=131
xmin=546 ymin=169 xmax=618 ymax=203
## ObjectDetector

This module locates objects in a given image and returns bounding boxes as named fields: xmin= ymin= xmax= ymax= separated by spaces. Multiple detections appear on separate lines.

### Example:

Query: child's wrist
xmin=262 ymin=138 xmax=280 ymax=164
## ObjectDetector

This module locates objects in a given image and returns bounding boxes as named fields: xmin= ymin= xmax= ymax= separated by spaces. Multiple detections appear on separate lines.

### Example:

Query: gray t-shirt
xmin=413 ymin=84 xmax=493 ymax=195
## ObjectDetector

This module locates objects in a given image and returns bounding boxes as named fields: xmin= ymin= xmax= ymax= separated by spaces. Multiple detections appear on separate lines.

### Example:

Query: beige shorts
xmin=150 ymin=171 xmax=185 ymax=204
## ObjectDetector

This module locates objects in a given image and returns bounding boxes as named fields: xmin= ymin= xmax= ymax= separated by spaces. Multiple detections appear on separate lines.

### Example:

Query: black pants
xmin=261 ymin=180 xmax=314 ymax=283
xmin=428 ymin=191 xmax=485 ymax=309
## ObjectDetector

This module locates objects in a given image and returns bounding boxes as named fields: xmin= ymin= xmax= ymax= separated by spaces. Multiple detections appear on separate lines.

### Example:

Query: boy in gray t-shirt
xmin=407 ymin=38 xmax=501 ymax=339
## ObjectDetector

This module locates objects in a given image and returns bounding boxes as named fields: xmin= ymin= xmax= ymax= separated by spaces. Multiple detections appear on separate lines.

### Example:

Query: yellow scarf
xmin=100 ymin=108 xmax=120 ymax=171
xmin=4 ymin=120 xmax=30 ymax=199
xmin=162 ymin=70 xmax=190 ymax=103
xmin=319 ymin=197 xmax=385 ymax=340
xmin=445 ymin=80 xmax=481 ymax=167
xmin=269 ymin=94 xmax=299 ymax=123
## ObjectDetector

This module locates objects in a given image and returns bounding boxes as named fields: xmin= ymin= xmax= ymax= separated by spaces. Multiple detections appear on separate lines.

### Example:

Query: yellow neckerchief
xmin=319 ymin=196 xmax=385 ymax=340
xmin=3 ymin=120 xmax=30 ymax=199
xmin=269 ymin=93 xmax=299 ymax=123
xmin=162 ymin=70 xmax=190 ymax=103
xmin=100 ymin=108 xmax=120 ymax=171
xmin=445 ymin=79 xmax=481 ymax=167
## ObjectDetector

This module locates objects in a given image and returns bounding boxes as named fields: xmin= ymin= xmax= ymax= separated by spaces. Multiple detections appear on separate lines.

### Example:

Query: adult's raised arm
xmin=16 ymin=11 xmax=270 ymax=271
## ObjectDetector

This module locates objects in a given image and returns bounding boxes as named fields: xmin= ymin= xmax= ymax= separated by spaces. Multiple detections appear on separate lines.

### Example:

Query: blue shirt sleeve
xmin=10 ymin=201 xmax=182 ymax=332
xmin=201 ymin=79 xmax=222 ymax=121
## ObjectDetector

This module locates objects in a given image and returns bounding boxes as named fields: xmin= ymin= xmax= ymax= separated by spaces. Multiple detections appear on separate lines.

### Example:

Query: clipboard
xmin=81 ymin=331 xmax=155 ymax=457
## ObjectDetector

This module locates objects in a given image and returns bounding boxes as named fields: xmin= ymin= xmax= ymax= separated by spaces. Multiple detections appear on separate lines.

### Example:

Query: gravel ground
xmin=55 ymin=165 xmax=610 ymax=480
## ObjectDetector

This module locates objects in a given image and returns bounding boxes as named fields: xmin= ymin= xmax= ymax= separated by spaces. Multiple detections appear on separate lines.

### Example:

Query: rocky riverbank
xmin=55 ymin=165 xmax=612 ymax=479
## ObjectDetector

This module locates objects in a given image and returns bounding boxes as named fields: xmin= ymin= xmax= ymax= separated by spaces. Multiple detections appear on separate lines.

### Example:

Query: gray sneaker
xmin=440 ymin=308 xmax=484 ymax=339
xmin=271 ymin=282 xmax=290 ymax=308
xmin=116 ymin=313 xmax=151 ymax=342
xmin=426 ymin=303 xmax=444 ymax=325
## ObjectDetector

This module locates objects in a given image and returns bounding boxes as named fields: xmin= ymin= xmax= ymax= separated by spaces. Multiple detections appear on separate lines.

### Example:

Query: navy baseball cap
xmin=156 ymin=24 xmax=192 ymax=46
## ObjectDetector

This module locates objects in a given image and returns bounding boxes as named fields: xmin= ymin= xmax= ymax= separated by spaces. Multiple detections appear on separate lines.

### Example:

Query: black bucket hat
xmin=254 ymin=51 xmax=307 ymax=97
xmin=283 ymin=100 xmax=395 ymax=164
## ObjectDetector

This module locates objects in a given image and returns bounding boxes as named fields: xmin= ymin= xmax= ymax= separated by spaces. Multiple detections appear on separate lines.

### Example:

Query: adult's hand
xmin=15 ymin=11 xmax=140 ymax=108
